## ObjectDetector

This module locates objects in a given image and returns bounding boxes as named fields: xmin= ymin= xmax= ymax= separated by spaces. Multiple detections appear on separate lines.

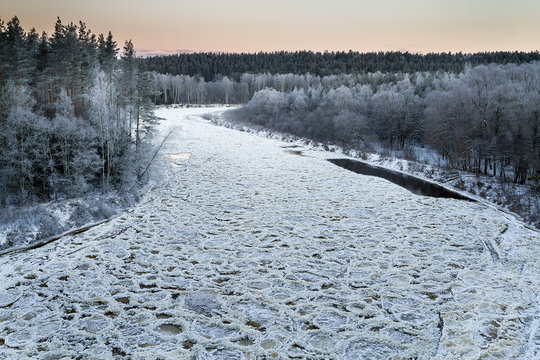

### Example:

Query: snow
xmin=0 ymin=231 xmax=7 ymax=247
xmin=0 ymin=107 xmax=539 ymax=359
xmin=0 ymin=193 xmax=139 ymax=252
xmin=212 ymin=111 xmax=540 ymax=229
xmin=51 ymin=207 xmax=72 ymax=228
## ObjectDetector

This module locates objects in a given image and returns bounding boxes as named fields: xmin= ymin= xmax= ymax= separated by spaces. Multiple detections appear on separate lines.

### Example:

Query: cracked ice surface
xmin=1 ymin=107 xmax=539 ymax=359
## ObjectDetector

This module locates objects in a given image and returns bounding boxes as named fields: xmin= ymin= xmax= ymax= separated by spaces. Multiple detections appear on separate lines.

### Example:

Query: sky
xmin=2 ymin=0 xmax=539 ymax=56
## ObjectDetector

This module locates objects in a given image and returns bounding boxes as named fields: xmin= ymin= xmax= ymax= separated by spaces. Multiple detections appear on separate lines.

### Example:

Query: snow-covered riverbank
xmin=0 ymin=108 xmax=538 ymax=359
xmin=211 ymin=110 xmax=540 ymax=230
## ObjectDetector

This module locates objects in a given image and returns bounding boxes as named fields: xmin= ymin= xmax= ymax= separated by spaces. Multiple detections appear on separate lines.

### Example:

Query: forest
xmin=0 ymin=16 xmax=157 ymax=206
xmin=154 ymin=63 xmax=540 ymax=187
xmin=2 ymin=15 xmax=539 ymax=208
xmin=142 ymin=50 xmax=540 ymax=81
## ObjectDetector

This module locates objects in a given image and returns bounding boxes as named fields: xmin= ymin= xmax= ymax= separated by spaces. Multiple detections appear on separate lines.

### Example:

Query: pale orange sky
xmin=2 ymin=0 xmax=539 ymax=56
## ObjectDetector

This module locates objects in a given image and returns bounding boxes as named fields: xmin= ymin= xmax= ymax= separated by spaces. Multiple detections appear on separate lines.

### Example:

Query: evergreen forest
xmin=0 ymin=17 xmax=157 ymax=206
xmin=142 ymin=50 xmax=540 ymax=81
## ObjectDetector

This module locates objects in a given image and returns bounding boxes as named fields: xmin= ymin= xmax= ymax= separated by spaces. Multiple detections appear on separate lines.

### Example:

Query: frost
xmin=82 ymin=315 xmax=111 ymax=333
xmin=0 ymin=231 xmax=7 ymax=247
xmin=4 ymin=329 xmax=33 ymax=347
xmin=51 ymin=207 xmax=71 ymax=228
xmin=0 ymin=107 xmax=538 ymax=359
xmin=0 ymin=288 xmax=22 ymax=308
xmin=342 ymin=339 xmax=399 ymax=359
xmin=195 ymin=348 xmax=246 ymax=360
xmin=184 ymin=291 xmax=221 ymax=316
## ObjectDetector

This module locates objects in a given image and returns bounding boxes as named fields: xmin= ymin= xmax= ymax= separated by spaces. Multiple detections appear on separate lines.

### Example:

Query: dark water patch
xmin=285 ymin=149 xmax=303 ymax=156
xmin=157 ymin=324 xmax=182 ymax=335
xmin=328 ymin=158 xmax=474 ymax=201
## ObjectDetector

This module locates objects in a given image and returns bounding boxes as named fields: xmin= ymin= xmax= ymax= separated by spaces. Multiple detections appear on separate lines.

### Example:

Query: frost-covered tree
xmin=0 ymin=17 xmax=157 ymax=205
xmin=0 ymin=82 xmax=47 ymax=204
xmin=223 ymin=62 xmax=539 ymax=184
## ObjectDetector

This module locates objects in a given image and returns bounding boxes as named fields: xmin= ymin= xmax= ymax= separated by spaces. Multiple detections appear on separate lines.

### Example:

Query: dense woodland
xmin=2 ymin=15 xmax=539 ymax=208
xmin=148 ymin=51 xmax=540 ymax=187
xmin=0 ymin=17 xmax=157 ymax=206
xmin=154 ymin=64 xmax=540 ymax=185
xmin=143 ymin=51 xmax=540 ymax=81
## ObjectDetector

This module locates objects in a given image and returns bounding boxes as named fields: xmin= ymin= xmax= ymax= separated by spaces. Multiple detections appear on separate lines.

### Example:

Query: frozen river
xmin=1 ymin=107 xmax=539 ymax=359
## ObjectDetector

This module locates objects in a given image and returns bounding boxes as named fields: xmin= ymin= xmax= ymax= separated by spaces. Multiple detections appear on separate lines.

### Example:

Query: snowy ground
xmin=0 ymin=107 xmax=539 ymax=359
xmin=0 ymin=192 xmax=139 ymax=251
xmin=212 ymin=111 xmax=540 ymax=230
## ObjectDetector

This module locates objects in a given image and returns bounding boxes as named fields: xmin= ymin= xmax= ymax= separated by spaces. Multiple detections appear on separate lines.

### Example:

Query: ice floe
xmin=0 ymin=107 xmax=538 ymax=359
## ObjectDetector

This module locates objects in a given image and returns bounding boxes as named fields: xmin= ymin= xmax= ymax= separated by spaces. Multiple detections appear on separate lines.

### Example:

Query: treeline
xmin=153 ymin=72 xmax=322 ymax=104
xmin=0 ymin=17 xmax=157 ymax=205
xmin=226 ymin=63 xmax=540 ymax=184
xmin=153 ymin=71 xmax=461 ymax=105
xmin=143 ymin=51 xmax=540 ymax=81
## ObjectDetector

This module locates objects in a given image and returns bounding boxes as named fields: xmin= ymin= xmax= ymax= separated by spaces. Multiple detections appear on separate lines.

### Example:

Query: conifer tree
xmin=0 ymin=17 xmax=157 ymax=204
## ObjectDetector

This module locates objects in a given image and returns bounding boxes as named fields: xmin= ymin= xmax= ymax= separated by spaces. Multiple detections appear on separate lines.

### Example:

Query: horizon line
xmin=135 ymin=49 xmax=540 ymax=58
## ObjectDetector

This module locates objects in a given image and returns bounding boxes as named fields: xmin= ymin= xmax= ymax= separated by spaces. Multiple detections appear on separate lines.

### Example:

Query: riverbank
xmin=210 ymin=110 xmax=540 ymax=229
xmin=2 ymin=107 xmax=538 ymax=358
xmin=0 ymin=189 xmax=142 ymax=252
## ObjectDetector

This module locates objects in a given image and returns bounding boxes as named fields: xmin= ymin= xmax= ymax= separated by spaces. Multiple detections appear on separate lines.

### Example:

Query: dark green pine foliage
xmin=0 ymin=16 xmax=157 ymax=205
xmin=98 ymin=31 xmax=117 ymax=81
xmin=119 ymin=39 xmax=137 ymax=127
xmin=1 ymin=16 xmax=33 ymax=86
xmin=142 ymin=51 xmax=540 ymax=81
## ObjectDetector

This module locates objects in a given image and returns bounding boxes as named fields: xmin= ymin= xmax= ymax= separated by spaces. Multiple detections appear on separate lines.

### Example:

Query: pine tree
xmin=119 ymin=39 xmax=138 ymax=137
xmin=0 ymin=17 xmax=158 ymax=204
xmin=2 ymin=17 xmax=32 ymax=87
xmin=98 ymin=31 xmax=117 ymax=83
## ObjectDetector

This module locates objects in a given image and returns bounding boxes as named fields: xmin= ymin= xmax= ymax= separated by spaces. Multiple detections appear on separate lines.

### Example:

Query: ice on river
xmin=0 ymin=107 xmax=539 ymax=359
